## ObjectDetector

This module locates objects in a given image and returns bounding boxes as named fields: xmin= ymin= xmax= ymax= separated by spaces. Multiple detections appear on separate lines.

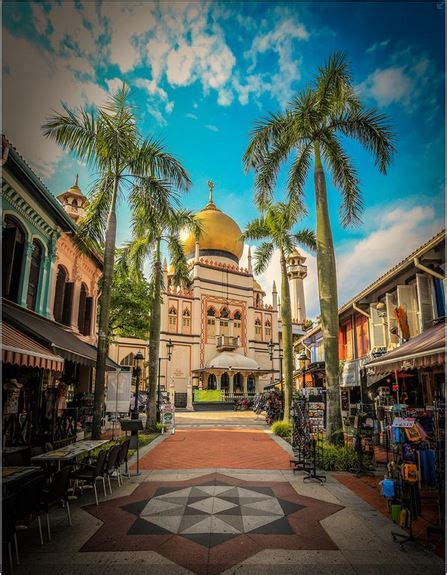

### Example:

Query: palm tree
xmin=125 ymin=205 xmax=201 ymax=429
xmin=43 ymin=84 xmax=191 ymax=438
xmin=243 ymin=53 xmax=395 ymax=443
xmin=243 ymin=202 xmax=316 ymax=421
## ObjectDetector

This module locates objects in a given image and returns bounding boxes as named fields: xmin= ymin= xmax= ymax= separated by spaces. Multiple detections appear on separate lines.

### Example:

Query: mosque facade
xmin=160 ymin=182 xmax=308 ymax=405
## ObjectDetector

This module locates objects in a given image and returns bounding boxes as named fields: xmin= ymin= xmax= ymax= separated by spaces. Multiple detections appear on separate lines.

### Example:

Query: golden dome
xmin=181 ymin=184 xmax=243 ymax=262
xmin=253 ymin=279 xmax=265 ymax=293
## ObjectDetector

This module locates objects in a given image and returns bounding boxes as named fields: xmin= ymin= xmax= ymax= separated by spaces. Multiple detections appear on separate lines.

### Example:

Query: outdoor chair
xmin=70 ymin=449 xmax=108 ymax=506
xmin=39 ymin=466 xmax=72 ymax=541
xmin=16 ymin=474 xmax=46 ymax=546
xmin=104 ymin=444 xmax=121 ymax=495
xmin=116 ymin=438 xmax=131 ymax=483
xmin=3 ymin=493 xmax=20 ymax=572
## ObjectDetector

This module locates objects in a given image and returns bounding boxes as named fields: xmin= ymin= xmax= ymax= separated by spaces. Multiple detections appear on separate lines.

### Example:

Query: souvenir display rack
xmin=350 ymin=402 xmax=376 ymax=476
xmin=252 ymin=390 xmax=282 ymax=424
xmin=290 ymin=395 xmax=326 ymax=484
xmin=380 ymin=401 xmax=445 ymax=550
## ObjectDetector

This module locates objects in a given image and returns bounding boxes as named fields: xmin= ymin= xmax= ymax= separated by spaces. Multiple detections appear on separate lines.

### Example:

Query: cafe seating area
xmin=2 ymin=436 xmax=132 ymax=574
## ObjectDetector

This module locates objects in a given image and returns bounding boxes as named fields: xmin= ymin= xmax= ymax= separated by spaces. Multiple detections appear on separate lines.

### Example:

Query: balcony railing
xmin=215 ymin=335 xmax=239 ymax=351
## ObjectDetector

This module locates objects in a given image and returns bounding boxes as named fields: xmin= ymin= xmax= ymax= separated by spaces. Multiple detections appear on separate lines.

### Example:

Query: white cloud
xmin=358 ymin=53 xmax=439 ymax=113
xmin=3 ymin=30 xmax=108 ymax=177
xmin=204 ymin=124 xmax=219 ymax=132
xmin=185 ymin=113 xmax=198 ymax=120
xmin=366 ymin=39 xmax=390 ymax=54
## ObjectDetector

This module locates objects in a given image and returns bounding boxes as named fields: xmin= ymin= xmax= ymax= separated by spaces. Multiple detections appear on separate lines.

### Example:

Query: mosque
xmin=160 ymin=182 xmax=308 ymax=407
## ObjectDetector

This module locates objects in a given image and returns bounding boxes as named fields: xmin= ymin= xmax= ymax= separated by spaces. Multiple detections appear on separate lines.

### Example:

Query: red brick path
xmin=134 ymin=429 xmax=291 ymax=469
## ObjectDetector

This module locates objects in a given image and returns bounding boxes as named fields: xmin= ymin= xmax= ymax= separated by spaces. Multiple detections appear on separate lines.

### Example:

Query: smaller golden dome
xmin=253 ymin=279 xmax=265 ymax=294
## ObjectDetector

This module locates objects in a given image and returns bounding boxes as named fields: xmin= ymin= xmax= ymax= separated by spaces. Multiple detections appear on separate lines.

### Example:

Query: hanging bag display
xmin=402 ymin=463 xmax=419 ymax=483
xmin=404 ymin=425 xmax=422 ymax=443
xmin=380 ymin=478 xmax=395 ymax=498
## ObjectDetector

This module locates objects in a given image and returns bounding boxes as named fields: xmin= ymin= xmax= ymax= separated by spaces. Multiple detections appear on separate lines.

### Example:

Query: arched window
xmin=168 ymin=306 xmax=177 ymax=332
xmin=182 ymin=308 xmax=191 ymax=331
xmin=53 ymin=265 xmax=73 ymax=325
xmin=26 ymin=240 xmax=43 ymax=311
xmin=72 ymin=198 xmax=78 ymax=208
xmin=220 ymin=307 xmax=230 ymax=336
xmin=255 ymin=293 xmax=261 ymax=307
xmin=120 ymin=352 xmax=135 ymax=366
xmin=233 ymin=372 xmax=243 ymax=394
xmin=265 ymin=319 xmax=271 ymax=338
xmin=77 ymin=283 xmax=92 ymax=335
xmin=255 ymin=318 xmax=262 ymax=338
xmin=247 ymin=374 xmax=256 ymax=395
xmin=207 ymin=373 xmax=217 ymax=390
xmin=3 ymin=216 xmax=26 ymax=303
xmin=221 ymin=372 xmax=230 ymax=393
xmin=207 ymin=307 xmax=216 ymax=339
xmin=233 ymin=310 xmax=242 ymax=339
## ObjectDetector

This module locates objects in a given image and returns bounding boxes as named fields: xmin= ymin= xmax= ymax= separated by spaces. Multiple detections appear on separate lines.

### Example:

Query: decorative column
xmin=186 ymin=377 xmax=193 ymax=410
xmin=229 ymin=374 xmax=234 ymax=395
xmin=217 ymin=374 xmax=221 ymax=391
xmin=69 ymin=262 xmax=81 ymax=332
xmin=18 ymin=240 xmax=35 ymax=307
xmin=39 ymin=243 xmax=57 ymax=318
xmin=242 ymin=375 xmax=247 ymax=395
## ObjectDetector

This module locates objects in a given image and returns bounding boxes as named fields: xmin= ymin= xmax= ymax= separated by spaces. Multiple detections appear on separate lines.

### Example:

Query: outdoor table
xmin=2 ymin=466 xmax=41 ymax=495
xmin=31 ymin=440 xmax=110 ymax=471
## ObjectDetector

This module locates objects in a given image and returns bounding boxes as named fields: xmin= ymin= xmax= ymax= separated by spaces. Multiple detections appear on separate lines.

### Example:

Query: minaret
xmin=272 ymin=281 xmax=278 ymax=311
xmin=247 ymin=246 xmax=253 ymax=274
xmin=56 ymin=175 xmax=88 ymax=223
xmin=286 ymin=249 xmax=307 ymax=323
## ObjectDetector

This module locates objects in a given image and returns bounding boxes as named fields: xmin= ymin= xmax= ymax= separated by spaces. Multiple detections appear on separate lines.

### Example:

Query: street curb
xmin=264 ymin=429 xmax=295 ymax=457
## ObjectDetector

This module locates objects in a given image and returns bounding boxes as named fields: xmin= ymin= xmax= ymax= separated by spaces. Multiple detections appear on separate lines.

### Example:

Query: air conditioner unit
xmin=371 ymin=346 xmax=387 ymax=358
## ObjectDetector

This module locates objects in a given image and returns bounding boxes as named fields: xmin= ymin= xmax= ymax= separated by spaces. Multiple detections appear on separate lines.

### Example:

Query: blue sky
xmin=4 ymin=1 xmax=445 ymax=317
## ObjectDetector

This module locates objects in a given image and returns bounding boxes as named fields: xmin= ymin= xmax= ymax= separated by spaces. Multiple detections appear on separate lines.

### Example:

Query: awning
xmin=2 ymin=322 xmax=65 ymax=372
xmin=3 ymin=299 xmax=119 ymax=370
xmin=365 ymin=320 xmax=445 ymax=376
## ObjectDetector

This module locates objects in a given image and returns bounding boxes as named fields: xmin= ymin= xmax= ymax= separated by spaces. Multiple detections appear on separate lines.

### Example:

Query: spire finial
xmin=74 ymin=174 xmax=79 ymax=187
xmin=207 ymin=180 xmax=214 ymax=203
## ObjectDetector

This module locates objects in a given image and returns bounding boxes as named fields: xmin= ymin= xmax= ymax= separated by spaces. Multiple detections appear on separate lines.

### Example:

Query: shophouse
xmin=2 ymin=137 xmax=118 ymax=449
xmin=295 ymin=230 xmax=445 ymax=417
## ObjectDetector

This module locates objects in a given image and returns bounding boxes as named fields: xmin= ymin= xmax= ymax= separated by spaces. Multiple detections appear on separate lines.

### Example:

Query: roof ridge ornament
xmin=207 ymin=179 xmax=214 ymax=204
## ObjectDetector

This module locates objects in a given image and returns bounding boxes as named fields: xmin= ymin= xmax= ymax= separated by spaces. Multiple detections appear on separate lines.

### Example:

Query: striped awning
xmin=365 ymin=320 xmax=445 ymax=376
xmin=2 ymin=322 xmax=64 ymax=372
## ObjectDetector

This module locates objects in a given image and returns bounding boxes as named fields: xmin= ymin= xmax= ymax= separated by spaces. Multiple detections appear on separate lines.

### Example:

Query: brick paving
xmin=133 ymin=429 xmax=292 ymax=470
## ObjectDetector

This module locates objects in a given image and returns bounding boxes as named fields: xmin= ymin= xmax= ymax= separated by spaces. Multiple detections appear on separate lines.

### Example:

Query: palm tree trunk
xmin=146 ymin=238 xmax=161 ymax=430
xmin=91 ymin=173 xmax=119 ymax=439
xmin=314 ymin=143 xmax=343 ymax=444
xmin=279 ymin=248 xmax=294 ymax=422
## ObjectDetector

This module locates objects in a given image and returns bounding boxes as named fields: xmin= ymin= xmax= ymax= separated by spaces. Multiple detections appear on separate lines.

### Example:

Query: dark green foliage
xmin=271 ymin=420 xmax=293 ymax=438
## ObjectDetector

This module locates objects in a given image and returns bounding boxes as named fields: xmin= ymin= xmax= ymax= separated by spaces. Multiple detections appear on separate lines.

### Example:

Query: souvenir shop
xmin=2 ymin=300 xmax=119 ymax=450
xmin=365 ymin=319 xmax=445 ymax=548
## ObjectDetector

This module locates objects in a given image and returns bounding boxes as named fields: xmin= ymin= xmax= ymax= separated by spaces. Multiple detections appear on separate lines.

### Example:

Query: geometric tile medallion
xmin=123 ymin=484 xmax=303 ymax=548
xmin=81 ymin=473 xmax=344 ymax=575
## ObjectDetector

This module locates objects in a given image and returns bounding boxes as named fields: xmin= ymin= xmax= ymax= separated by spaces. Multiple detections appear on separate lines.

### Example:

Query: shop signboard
xmin=161 ymin=403 xmax=175 ymax=433
xmin=392 ymin=417 xmax=415 ymax=429
xmin=106 ymin=370 xmax=132 ymax=413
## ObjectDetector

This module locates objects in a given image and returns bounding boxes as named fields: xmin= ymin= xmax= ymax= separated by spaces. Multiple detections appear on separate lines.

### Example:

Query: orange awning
xmin=2 ymin=322 xmax=64 ymax=372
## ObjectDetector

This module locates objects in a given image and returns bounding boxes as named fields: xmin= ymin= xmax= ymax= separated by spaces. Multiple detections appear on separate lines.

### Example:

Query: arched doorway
xmin=207 ymin=373 xmax=217 ymax=390
xmin=221 ymin=372 xmax=230 ymax=394
xmin=3 ymin=216 xmax=26 ymax=303
xmin=233 ymin=372 xmax=243 ymax=394
xmin=26 ymin=239 xmax=43 ymax=311
xmin=247 ymin=374 xmax=256 ymax=395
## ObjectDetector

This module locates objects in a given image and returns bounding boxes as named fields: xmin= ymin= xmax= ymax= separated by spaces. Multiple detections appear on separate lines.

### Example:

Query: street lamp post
xmin=157 ymin=339 xmax=174 ymax=422
xmin=297 ymin=351 xmax=309 ymax=389
xmin=132 ymin=351 xmax=144 ymax=420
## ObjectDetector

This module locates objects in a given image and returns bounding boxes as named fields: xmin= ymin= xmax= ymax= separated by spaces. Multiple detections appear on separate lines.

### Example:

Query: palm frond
xmin=242 ymin=217 xmax=270 ymax=241
xmin=292 ymin=228 xmax=317 ymax=252
xmin=243 ymin=110 xmax=289 ymax=172
xmin=287 ymin=141 xmax=313 ymax=210
xmin=320 ymin=132 xmax=363 ymax=226
xmin=168 ymin=235 xmax=191 ymax=289
xmin=42 ymin=104 xmax=98 ymax=166
xmin=130 ymin=138 xmax=191 ymax=192
xmin=329 ymin=108 xmax=396 ymax=174
xmin=253 ymin=241 xmax=274 ymax=275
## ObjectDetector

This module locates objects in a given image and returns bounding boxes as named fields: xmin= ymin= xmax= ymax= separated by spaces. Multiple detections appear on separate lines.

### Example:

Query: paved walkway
xmin=134 ymin=429 xmax=291 ymax=470
xmin=14 ymin=412 xmax=444 ymax=575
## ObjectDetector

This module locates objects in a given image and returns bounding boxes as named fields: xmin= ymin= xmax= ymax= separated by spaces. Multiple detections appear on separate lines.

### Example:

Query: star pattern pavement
xmin=81 ymin=473 xmax=344 ymax=575
xmin=122 ymin=484 xmax=303 ymax=547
